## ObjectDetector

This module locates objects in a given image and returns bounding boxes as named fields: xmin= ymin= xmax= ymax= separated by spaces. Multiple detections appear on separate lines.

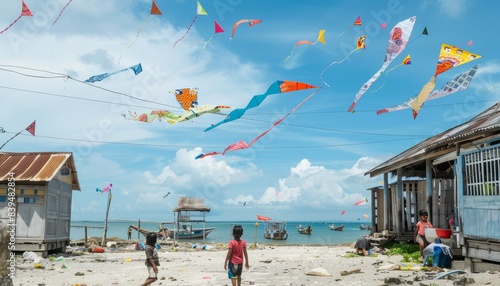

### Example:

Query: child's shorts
xmin=227 ymin=262 xmax=242 ymax=279
xmin=147 ymin=266 xmax=158 ymax=279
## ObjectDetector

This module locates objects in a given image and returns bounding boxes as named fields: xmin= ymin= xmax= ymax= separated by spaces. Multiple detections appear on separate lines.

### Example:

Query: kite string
xmin=128 ymin=14 xmax=152 ymax=49
xmin=369 ymin=64 xmax=401 ymax=93
xmin=320 ymin=48 xmax=359 ymax=87
xmin=52 ymin=0 xmax=73 ymax=26
xmin=0 ymin=14 xmax=22 ymax=35
xmin=173 ymin=15 xmax=198 ymax=48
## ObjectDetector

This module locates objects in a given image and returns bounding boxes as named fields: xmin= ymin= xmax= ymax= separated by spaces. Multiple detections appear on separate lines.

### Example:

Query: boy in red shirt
xmin=224 ymin=225 xmax=250 ymax=286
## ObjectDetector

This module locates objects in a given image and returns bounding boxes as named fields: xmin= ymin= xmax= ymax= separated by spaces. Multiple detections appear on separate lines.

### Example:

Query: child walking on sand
xmin=415 ymin=209 xmax=433 ymax=261
xmin=141 ymin=232 xmax=160 ymax=286
xmin=224 ymin=225 xmax=250 ymax=286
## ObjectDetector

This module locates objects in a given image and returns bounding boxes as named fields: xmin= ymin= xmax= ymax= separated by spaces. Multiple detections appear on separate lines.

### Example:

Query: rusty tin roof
xmin=366 ymin=102 xmax=500 ymax=178
xmin=0 ymin=152 xmax=81 ymax=190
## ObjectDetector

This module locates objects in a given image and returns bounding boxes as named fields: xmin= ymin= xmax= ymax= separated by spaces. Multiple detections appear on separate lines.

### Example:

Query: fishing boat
xmin=359 ymin=224 xmax=372 ymax=230
xmin=129 ymin=223 xmax=215 ymax=240
xmin=329 ymin=224 xmax=344 ymax=231
xmin=263 ymin=221 xmax=288 ymax=240
xmin=297 ymin=225 xmax=312 ymax=235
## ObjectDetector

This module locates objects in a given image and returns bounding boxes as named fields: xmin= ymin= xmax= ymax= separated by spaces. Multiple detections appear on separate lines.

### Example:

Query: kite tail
xmin=52 ymin=0 xmax=73 ymax=26
xmin=195 ymin=34 xmax=215 ymax=62
xmin=0 ymin=14 xmax=22 ymax=35
xmin=347 ymin=61 xmax=390 ymax=112
xmin=173 ymin=15 xmax=198 ymax=48
xmin=128 ymin=15 xmax=152 ymax=49
xmin=320 ymin=48 xmax=358 ymax=87
xmin=411 ymin=75 xmax=437 ymax=119
xmin=283 ymin=47 xmax=296 ymax=63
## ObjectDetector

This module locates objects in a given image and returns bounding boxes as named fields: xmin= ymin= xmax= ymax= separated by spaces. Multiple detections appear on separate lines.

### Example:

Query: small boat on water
xmin=297 ymin=225 xmax=312 ymax=235
xmin=329 ymin=224 xmax=344 ymax=231
xmin=359 ymin=224 xmax=372 ymax=230
xmin=263 ymin=221 xmax=288 ymax=240
xmin=129 ymin=223 xmax=215 ymax=240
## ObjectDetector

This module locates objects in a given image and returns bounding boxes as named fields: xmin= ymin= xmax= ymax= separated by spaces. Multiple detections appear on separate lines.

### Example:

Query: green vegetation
xmin=386 ymin=242 xmax=421 ymax=263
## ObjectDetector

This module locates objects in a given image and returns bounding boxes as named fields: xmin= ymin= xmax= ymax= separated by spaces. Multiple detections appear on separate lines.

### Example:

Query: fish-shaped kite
xmin=125 ymin=87 xmax=230 ymax=124
xmin=204 ymin=80 xmax=318 ymax=132
xmin=84 ymin=64 xmax=143 ymax=83
xmin=348 ymin=16 xmax=416 ymax=112
xmin=196 ymin=86 xmax=320 ymax=158
xmin=320 ymin=35 xmax=366 ymax=87
xmin=230 ymin=19 xmax=262 ymax=40
xmin=377 ymin=65 xmax=479 ymax=115
xmin=283 ymin=29 xmax=326 ymax=62
xmin=173 ymin=1 xmax=207 ymax=48
xmin=410 ymin=44 xmax=481 ymax=118
xmin=354 ymin=198 xmax=368 ymax=206
xmin=96 ymin=183 xmax=112 ymax=194
xmin=0 ymin=1 xmax=32 ymax=35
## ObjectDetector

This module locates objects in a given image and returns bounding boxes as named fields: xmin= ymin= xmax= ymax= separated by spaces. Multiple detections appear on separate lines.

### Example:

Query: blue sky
xmin=1 ymin=0 xmax=498 ymax=223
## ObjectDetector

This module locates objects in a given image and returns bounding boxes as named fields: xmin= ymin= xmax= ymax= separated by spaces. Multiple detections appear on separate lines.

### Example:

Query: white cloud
xmin=436 ymin=0 xmax=466 ymax=18
xmin=252 ymin=157 xmax=382 ymax=209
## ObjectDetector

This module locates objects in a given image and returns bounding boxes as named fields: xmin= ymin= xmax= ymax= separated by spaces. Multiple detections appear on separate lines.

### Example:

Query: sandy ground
xmin=10 ymin=241 xmax=500 ymax=286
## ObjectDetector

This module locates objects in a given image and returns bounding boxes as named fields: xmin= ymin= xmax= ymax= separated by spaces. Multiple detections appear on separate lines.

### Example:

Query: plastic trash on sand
xmin=23 ymin=251 xmax=42 ymax=264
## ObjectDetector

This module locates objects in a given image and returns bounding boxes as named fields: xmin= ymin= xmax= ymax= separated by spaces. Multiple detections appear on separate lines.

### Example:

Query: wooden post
xmin=101 ymin=189 xmax=112 ymax=247
xmin=84 ymin=226 xmax=88 ymax=248
xmin=138 ymin=219 xmax=141 ymax=240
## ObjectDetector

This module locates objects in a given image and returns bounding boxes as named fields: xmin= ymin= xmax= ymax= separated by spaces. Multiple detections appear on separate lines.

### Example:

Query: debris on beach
xmin=306 ymin=267 xmax=332 ymax=276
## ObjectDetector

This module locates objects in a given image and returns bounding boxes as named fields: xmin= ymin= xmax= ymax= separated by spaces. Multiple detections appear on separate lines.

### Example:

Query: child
xmin=141 ymin=232 xmax=160 ymax=286
xmin=354 ymin=235 xmax=372 ymax=256
xmin=224 ymin=225 xmax=250 ymax=286
xmin=415 ymin=209 xmax=433 ymax=261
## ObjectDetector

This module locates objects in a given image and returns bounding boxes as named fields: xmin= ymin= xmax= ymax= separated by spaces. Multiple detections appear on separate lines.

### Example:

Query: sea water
xmin=70 ymin=220 xmax=371 ymax=245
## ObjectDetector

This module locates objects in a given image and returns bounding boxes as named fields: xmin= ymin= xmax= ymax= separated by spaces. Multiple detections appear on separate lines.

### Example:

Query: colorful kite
xmin=347 ymin=16 xmax=416 ymax=112
xmin=172 ymin=1 xmax=207 ymax=48
xmin=354 ymin=198 xmax=368 ymax=206
xmin=196 ymin=21 xmax=225 ymax=62
xmin=230 ymin=19 xmax=262 ymax=40
xmin=84 ymin=64 xmax=143 ymax=83
xmin=340 ymin=210 xmax=346 ymax=215
xmin=196 ymin=87 xmax=320 ymax=159
xmin=283 ymin=29 xmax=326 ymax=62
xmin=125 ymin=87 xmax=230 ymax=124
xmin=257 ymin=215 xmax=272 ymax=221
xmin=377 ymin=65 xmax=479 ymax=114
xmin=370 ymin=55 xmax=412 ymax=94
xmin=52 ymin=0 xmax=73 ymax=26
xmin=362 ymin=214 xmax=369 ymax=218
xmin=0 ymin=1 xmax=32 ymax=35
xmin=320 ymin=35 xmax=366 ymax=87
xmin=339 ymin=16 xmax=362 ymax=35
xmin=204 ymin=80 xmax=318 ymax=132
xmin=96 ymin=183 xmax=112 ymax=194
xmin=410 ymin=44 xmax=481 ymax=118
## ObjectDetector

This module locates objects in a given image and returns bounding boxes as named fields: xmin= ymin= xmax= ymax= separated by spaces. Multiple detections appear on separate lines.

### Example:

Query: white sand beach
xmin=9 ymin=240 xmax=500 ymax=286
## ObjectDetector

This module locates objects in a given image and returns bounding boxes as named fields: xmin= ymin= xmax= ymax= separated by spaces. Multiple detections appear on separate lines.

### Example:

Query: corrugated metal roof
xmin=366 ymin=102 xmax=500 ymax=177
xmin=0 ymin=152 xmax=81 ymax=190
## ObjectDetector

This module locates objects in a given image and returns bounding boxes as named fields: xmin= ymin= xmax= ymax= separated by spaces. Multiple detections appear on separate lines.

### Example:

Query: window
xmin=60 ymin=166 xmax=70 ymax=176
